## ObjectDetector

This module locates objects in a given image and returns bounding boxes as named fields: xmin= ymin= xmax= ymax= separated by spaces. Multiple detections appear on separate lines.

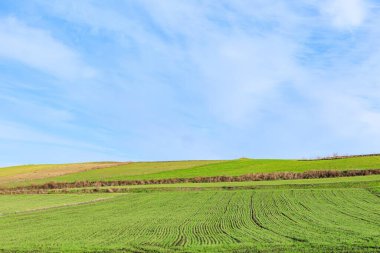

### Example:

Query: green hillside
xmin=1 ymin=156 xmax=380 ymax=252
xmin=0 ymin=160 xmax=223 ymax=187
xmin=5 ymin=155 xmax=380 ymax=187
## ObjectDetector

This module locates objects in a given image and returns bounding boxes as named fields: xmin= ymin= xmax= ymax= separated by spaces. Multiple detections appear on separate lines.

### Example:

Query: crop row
xmin=0 ymin=188 xmax=379 ymax=252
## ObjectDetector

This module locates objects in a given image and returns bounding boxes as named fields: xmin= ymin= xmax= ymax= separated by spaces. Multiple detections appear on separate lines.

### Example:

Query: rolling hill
xmin=1 ymin=155 xmax=380 ymax=252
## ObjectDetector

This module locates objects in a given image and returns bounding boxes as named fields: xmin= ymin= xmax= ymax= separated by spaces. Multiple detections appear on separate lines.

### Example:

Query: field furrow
xmin=0 ymin=189 xmax=379 ymax=252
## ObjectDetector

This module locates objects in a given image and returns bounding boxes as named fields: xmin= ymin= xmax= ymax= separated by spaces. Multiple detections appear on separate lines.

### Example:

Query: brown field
xmin=0 ymin=162 xmax=128 ymax=187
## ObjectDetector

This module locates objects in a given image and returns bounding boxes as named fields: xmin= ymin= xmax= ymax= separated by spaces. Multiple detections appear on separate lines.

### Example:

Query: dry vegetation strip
xmin=2 ymin=168 xmax=379 ymax=194
xmin=0 ymin=162 xmax=129 ymax=187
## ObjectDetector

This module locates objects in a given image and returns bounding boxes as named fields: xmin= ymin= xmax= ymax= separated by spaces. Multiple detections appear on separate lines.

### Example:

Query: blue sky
xmin=1 ymin=0 xmax=380 ymax=165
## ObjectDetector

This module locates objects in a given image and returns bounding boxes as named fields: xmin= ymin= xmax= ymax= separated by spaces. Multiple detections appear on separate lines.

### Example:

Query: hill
xmin=2 ymin=155 xmax=380 ymax=188
xmin=0 ymin=155 xmax=379 ymax=252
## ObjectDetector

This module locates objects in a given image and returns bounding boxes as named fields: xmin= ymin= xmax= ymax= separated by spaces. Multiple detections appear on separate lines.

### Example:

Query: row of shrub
xmin=1 ymin=168 xmax=379 ymax=195
xmin=298 ymin=153 xmax=380 ymax=161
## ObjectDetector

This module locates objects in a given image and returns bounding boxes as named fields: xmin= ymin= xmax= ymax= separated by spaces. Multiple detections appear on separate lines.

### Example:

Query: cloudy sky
xmin=1 ymin=0 xmax=380 ymax=165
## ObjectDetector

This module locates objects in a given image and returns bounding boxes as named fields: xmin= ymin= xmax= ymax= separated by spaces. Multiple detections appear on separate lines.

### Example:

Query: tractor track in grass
xmin=1 ymin=189 xmax=380 ymax=252
xmin=0 ymin=196 xmax=118 ymax=217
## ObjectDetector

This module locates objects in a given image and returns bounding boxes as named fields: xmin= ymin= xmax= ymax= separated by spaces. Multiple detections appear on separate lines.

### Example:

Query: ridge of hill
xmin=2 ymin=155 xmax=380 ymax=188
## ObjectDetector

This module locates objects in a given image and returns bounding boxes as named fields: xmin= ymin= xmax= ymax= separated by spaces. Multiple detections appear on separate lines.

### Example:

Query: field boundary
xmin=299 ymin=153 xmax=380 ymax=161
xmin=1 ymin=169 xmax=379 ymax=194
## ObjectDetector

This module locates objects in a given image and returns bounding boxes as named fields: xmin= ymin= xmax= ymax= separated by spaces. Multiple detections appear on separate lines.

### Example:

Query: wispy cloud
xmin=0 ymin=16 xmax=95 ymax=80
xmin=0 ymin=0 xmax=380 ymax=164
xmin=318 ymin=0 xmax=369 ymax=29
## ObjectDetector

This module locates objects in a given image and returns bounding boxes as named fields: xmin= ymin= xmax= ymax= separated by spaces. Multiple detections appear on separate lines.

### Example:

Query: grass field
xmin=0 ymin=193 xmax=117 ymax=216
xmin=0 ymin=160 xmax=223 ymax=188
xmin=0 ymin=188 xmax=379 ymax=252
xmin=1 ymin=156 xmax=380 ymax=252
xmin=65 ymin=174 xmax=380 ymax=192
xmin=3 ymin=156 xmax=380 ymax=188
xmin=0 ymin=162 xmax=127 ymax=187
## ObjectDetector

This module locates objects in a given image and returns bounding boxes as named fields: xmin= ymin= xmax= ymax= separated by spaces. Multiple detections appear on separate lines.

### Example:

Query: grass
xmin=66 ymin=174 xmax=380 ymax=191
xmin=0 ymin=160 xmax=224 ymax=188
xmin=0 ymin=193 xmax=117 ymax=216
xmin=4 ymin=156 xmax=380 ymax=188
xmin=1 ymin=156 xmax=380 ymax=252
xmin=0 ymin=188 xmax=379 ymax=252
xmin=0 ymin=162 xmax=126 ymax=187
xmin=123 ymin=156 xmax=380 ymax=180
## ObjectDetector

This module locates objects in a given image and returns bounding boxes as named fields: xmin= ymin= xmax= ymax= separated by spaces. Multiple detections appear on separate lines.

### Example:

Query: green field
xmin=0 ymin=162 xmax=126 ymax=187
xmin=3 ymin=156 xmax=380 ymax=188
xmin=1 ymin=156 xmax=380 ymax=252
xmin=65 ymin=174 xmax=380 ymax=192
xmin=0 ymin=188 xmax=379 ymax=252
xmin=0 ymin=194 xmax=118 ymax=216
xmin=0 ymin=160 xmax=223 ymax=187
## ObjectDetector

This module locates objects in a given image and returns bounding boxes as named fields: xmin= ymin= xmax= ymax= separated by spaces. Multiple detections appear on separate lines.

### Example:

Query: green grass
xmin=68 ymin=174 xmax=380 ymax=191
xmin=7 ymin=156 xmax=380 ymax=187
xmin=123 ymin=156 xmax=380 ymax=180
xmin=2 ymin=157 xmax=380 ymax=252
xmin=0 ymin=188 xmax=379 ymax=252
xmin=0 ymin=162 xmax=123 ymax=177
xmin=0 ymin=193 xmax=117 ymax=216
xmin=1 ymin=160 xmax=224 ymax=187
xmin=0 ymin=162 xmax=125 ymax=187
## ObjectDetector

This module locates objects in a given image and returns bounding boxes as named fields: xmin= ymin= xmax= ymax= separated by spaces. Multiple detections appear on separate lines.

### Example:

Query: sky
xmin=1 ymin=0 xmax=380 ymax=165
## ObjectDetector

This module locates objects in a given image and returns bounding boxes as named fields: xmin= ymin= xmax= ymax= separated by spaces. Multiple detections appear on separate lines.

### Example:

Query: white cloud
xmin=2 ymin=0 xmax=380 ymax=162
xmin=0 ymin=17 xmax=95 ymax=80
xmin=119 ymin=1 xmax=304 ymax=126
xmin=0 ymin=93 xmax=75 ymax=125
xmin=189 ymin=34 xmax=301 ymax=126
xmin=313 ymin=92 xmax=380 ymax=136
xmin=0 ymin=120 xmax=109 ymax=152
xmin=319 ymin=0 xmax=368 ymax=28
